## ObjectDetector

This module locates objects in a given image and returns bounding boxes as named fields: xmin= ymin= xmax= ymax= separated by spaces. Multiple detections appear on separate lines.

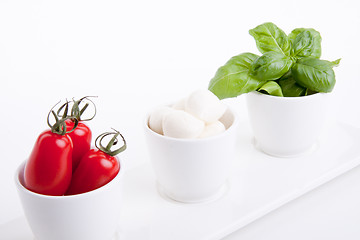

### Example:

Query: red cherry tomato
xmin=57 ymin=96 xmax=96 ymax=172
xmin=24 ymin=130 xmax=73 ymax=196
xmin=65 ymin=119 xmax=92 ymax=172
xmin=65 ymin=149 xmax=120 ymax=195
xmin=66 ymin=129 xmax=126 ymax=195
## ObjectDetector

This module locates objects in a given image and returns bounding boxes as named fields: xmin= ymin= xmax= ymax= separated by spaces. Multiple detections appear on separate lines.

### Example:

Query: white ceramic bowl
xmin=15 ymin=159 xmax=124 ymax=240
xmin=144 ymin=107 xmax=239 ymax=203
xmin=246 ymin=91 xmax=330 ymax=157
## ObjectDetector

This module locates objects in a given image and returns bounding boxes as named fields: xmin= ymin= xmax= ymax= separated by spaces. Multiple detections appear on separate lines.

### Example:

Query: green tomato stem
xmin=47 ymin=101 xmax=78 ymax=135
xmin=95 ymin=129 xmax=127 ymax=157
xmin=57 ymin=96 xmax=97 ymax=122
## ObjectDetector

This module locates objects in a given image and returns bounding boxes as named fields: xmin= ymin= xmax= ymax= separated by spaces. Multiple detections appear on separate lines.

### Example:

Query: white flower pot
xmin=246 ymin=91 xmax=330 ymax=157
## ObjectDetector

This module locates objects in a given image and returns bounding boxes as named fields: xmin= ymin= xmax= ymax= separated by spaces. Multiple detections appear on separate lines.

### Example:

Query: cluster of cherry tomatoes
xmin=23 ymin=97 xmax=126 ymax=196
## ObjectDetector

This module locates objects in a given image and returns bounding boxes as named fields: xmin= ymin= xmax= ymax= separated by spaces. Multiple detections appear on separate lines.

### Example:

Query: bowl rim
xmin=15 ymin=157 xmax=124 ymax=199
xmin=248 ymin=90 xmax=329 ymax=101
xmin=144 ymin=105 xmax=239 ymax=143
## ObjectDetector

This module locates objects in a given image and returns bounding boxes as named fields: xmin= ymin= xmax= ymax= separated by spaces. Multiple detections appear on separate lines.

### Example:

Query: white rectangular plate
xmin=2 ymin=122 xmax=360 ymax=240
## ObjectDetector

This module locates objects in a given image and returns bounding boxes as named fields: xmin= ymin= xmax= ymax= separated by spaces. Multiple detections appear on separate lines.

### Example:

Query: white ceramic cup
xmin=144 ymin=107 xmax=239 ymax=203
xmin=246 ymin=91 xmax=330 ymax=157
xmin=15 ymin=159 xmax=123 ymax=240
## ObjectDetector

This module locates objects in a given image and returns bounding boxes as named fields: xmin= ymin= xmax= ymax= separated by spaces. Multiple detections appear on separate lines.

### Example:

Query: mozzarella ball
xmin=198 ymin=121 xmax=226 ymax=138
xmin=172 ymin=98 xmax=186 ymax=110
xmin=148 ymin=106 xmax=174 ymax=135
xmin=163 ymin=110 xmax=205 ymax=139
xmin=185 ymin=89 xmax=227 ymax=123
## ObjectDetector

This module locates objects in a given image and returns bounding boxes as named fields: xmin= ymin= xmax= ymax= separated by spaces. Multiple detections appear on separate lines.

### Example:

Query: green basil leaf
xmin=290 ymin=28 xmax=322 ymax=59
xmin=258 ymin=81 xmax=283 ymax=97
xmin=250 ymin=51 xmax=294 ymax=81
xmin=331 ymin=58 xmax=341 ymax=67
xmin=288 ymin=28 xmax=304 ymax=44
xmin=292 ymin=57 xmax=336 ymax=92
xmin=278 ymin=75 xmax=307 ymax=97
xmin=249 ymin=22 xmax=291 ymax=56
xmin=305 ymin=88 xmax=318 ymax=96
xmin=208 ymin=52 xmax=264 ymax=99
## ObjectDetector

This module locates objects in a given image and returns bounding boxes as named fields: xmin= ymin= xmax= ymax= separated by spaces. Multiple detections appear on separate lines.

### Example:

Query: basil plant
xmin=208 ymin=22 xmax=340 ymax=98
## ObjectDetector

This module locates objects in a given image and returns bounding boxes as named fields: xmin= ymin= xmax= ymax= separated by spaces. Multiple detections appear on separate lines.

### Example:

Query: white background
xmin=1 ymin=0 xmax=360 ymax=239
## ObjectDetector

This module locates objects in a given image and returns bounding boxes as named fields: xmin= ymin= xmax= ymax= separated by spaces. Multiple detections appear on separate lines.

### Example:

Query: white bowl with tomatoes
xmin=14 ymin=98 xmax=127 ymax=240
xmin=15 ymin=156 xmax=124 ymax=240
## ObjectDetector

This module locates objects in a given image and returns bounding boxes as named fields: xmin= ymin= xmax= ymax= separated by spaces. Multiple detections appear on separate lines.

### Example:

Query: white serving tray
xmin=2 ymin=121 xmax=360 ymax=240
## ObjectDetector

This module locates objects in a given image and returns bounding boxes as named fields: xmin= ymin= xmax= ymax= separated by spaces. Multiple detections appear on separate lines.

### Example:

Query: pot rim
xmin=15 ymin=157 xmax=124 ymax=199
xmin=144 ymin=105 xmax=239 ymax=143
xmin=248 ymin=91 xmax=329 ymax=101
